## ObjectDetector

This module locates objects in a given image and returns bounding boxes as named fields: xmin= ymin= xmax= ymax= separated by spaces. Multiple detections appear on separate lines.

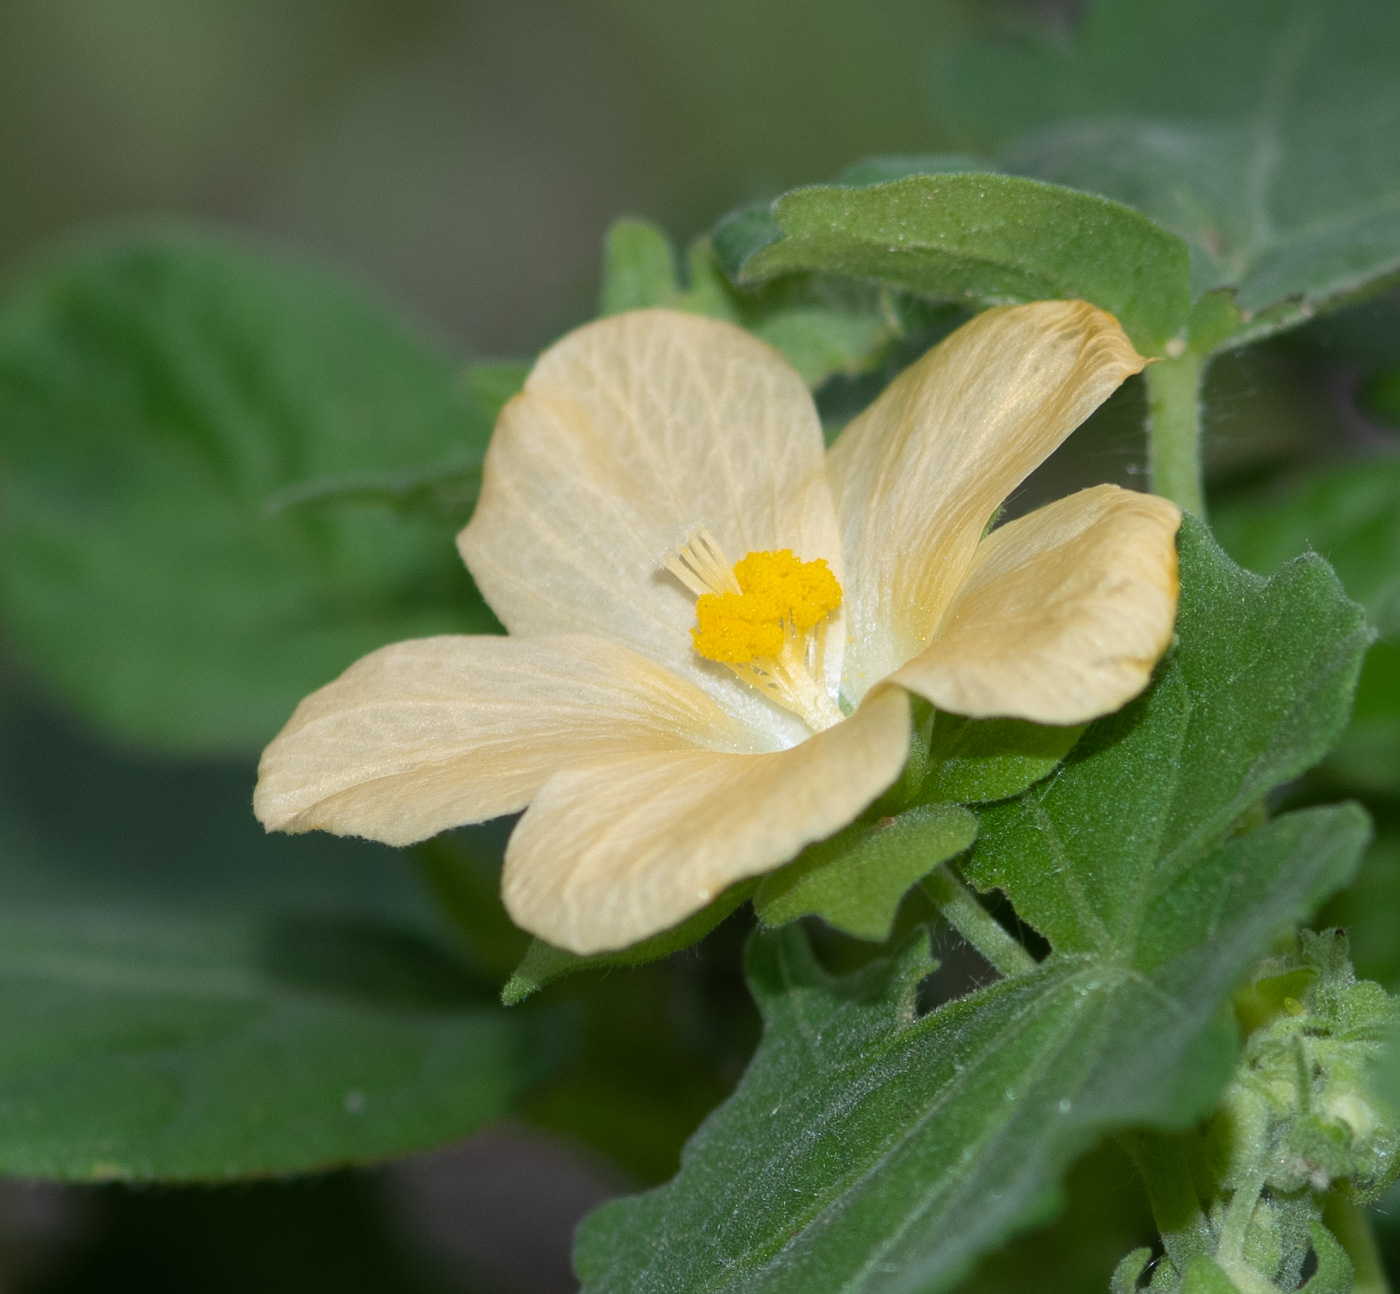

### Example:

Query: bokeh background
xmin=0 ymin=2 xmax=1393 ymax=1291
xmin=0 ymin=3 xmax=978 ymax=1291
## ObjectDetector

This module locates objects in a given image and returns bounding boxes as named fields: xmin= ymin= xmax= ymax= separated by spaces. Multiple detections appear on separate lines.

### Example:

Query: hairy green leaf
xmin=0 ymin=707 xmax=559 ymax=1181
xmin=1215 ymin=458 xmax=1399 ymax=792
xmin=579 ymin=806 xmax=1364 ymax=1294
xmin=919 ymin=713 xmax=1084 ymax=806
xmin=938 ymin=0 xmax=1400 ymax=348
xmin=0 ymin=231 xmax=495 ymax=756
xmin=712 ymin=172 xmax=1191 ymax=354
xmin=574 ymin=519 xmax=1371 ymax=1293
xmin=753 ymin=803 xmax=977 ymax=941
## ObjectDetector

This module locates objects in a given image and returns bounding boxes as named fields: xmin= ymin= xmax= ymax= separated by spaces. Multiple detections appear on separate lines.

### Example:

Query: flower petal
xmin=458 ymin=309 xmax=841 ymax=751
xmin=501 ymin=686 xmax=911 ymax=954
xmin=254 ymin=634 xmax=746 ymax=846
xmin=826 ymin=301 xmax=1148 ymax=699
xmin=889 ymin=485 xmax=1181 ymax=725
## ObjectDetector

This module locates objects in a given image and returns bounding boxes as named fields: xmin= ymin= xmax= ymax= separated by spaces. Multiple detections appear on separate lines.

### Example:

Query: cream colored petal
xmin=889 ymin=485 xmax=1181 ymax=725
xmin=458 ymin=309 xmax=842 ymax=752
xmin=827 ymin=301 xmax=1148 ymax=700
xmin=254 ymin=634 xmax=748 ymax=846
xmin=502 ymin=686 xmax=911 ymax=954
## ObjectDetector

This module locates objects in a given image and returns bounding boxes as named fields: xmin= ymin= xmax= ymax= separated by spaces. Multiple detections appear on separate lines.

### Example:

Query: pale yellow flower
xmin=254 ymin=303 xmax=1180 ymax=955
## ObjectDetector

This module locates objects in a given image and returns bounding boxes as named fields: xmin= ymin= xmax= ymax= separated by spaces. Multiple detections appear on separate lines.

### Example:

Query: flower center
xmin=665 ymin=528 xmax=844 ymax=732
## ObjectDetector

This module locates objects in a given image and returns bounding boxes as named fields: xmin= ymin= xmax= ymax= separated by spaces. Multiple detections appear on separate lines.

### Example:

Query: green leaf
xmin=502 ymin=880 xmax=757 ymax=1006
xmin=920 ymin=712 xmax=1085 ymax=805
xmin=574 ymin=520 xmax=1371 ymax=1293
xmin=966 ymin=519 xmax=1370 ymax=955
xmin=1302 ymin=1220 xmax=1355 ymax=1294
xmin=601 ymin=218 xmax=901 ymax=388
xmin=753 ymin=803 xmax=977 ymax=941
xmin=938 ymin=0 xmax=1400 ymax=349
xmin=1110 ymin=1249 xmax=1154 ymax=1294
xmin=599 ymin=219 xmax=680 ymax=314
xmin=712 ymin=171 xmax=1192 ymax=355
xmin=578 ymin=803 xmax=1365 ymax=1294
xmin=1214 ymin=457 xmax=1399 ymax=793
xmin=0 ymin=231 xmax=496 ymax=757
xmin=1179 ymin=1257 xmax=1240 ymax=1294
xmin=0 ymin=706 xmax=560 ymax=1182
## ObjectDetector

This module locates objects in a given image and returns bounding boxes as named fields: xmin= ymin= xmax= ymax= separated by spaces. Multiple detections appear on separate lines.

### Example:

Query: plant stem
xmin=1119 ymin=1130 xmax=1213 ymax=1275
xmin=1324 ymin=1195 xmax=1393 ymax=1294
xmin=1145 ymin=352 xmax=1208 ymax=519
xmin=923 ymin=864 xmax=1035 ymax=977
xmin=1217 ymin=1166 xmax=1265 ymax=1263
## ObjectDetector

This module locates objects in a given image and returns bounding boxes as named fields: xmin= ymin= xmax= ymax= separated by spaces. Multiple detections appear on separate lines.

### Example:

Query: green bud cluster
xmin=1115 ymin=930 xmax=1398 ymax=1293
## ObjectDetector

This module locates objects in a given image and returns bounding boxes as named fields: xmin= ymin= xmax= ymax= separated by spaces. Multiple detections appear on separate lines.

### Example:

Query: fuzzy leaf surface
xmin=753 ymin=803 xmax=977 ymax=942
xmin=712 ymin=172 xmax=1190 ymax=354
xmin=0 ymin=232 xmax=496 ymax=756
xmin=574 ymin=521 xmax=1371 ymax=1293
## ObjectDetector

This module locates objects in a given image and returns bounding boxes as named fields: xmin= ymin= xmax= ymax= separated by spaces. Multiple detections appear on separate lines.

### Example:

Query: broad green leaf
xmin=938 ymin=0 xmax=1400 ymax=349
xmin=0 ymin=706 xmax=559 ymax=1181
xmin=578 ymin=806 xmax=1365 ymax=1294
xmin=0 ymin=231 xmax=496 ymax=756
xmin=574 ymin=520 xmax=1371 ymax=1293
xmin=1214 ymin=457 xmax=1399 ymax=792
xmin=753 ymin=803 xmax=977 ymax=941
xmin=502 ymin=880 xmax=757 ymax=1006
xmin=712 ymin=171 xmax=1192 ymax=355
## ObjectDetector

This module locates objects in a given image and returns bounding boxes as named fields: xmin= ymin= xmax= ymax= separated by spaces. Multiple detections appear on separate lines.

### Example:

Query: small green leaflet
xmin=712 ymin=171 xmax=1191 ymax=356
xmin=0 ymin=231 xmax=497 ymax=756
xmin=937 ymin=0 xmax=1400 ymax=350
xmin=574 ymin=520 xmax=1371 ymax=1293
xmin=599 ymin=218 xmax=903 ymax=388
xmin=0 ymin=707 xmax=559 ymax=1181
xmin=502 ymin=880 xmax=756 ymax=1006
xmin=753 ymin=803 xmax=977 ymax=942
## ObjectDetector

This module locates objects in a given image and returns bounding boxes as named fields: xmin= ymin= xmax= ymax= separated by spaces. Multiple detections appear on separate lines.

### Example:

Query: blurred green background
xmin=0 ymin=0 xmax=965 ymax=358
xmin=0 ymin=3 xmax=974 ymax=1291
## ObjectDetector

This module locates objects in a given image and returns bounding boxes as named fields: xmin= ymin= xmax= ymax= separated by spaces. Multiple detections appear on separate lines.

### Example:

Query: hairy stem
xmin=923 ymin=864 xmax=1035 ymax=977
xmin=1119 ymin=1130 xmax=1213 ymax=1275
xmin=1145 ymin=352 xmax=1208 ymax=519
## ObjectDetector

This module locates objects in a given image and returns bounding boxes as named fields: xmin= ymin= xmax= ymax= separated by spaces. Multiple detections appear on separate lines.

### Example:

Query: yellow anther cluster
xmin=691 ymin=550 xmax=842 ymax=664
